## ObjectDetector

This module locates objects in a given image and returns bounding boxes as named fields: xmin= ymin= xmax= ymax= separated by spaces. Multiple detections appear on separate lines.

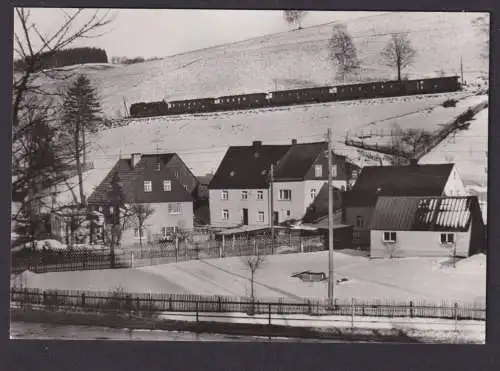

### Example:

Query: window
xmin=331 ymin=164 xmax=338 ymax=177
xmin=163 ymin=180 xmax=172 ymax=192
xmin=222 ymin=209 xmax=229 ymax=220
xmin=356 ymin=216 xmax=364 ymax=228
xmin=98 ymin=206 xmax=103 ymax=213
xmin=257 ymin=190 xmax=264 ymax=200
xmin=144 ymin=181 xmax=152 ymax=192
xmin=161 ymin=227 xmax=168 ymax=238
xmin=221 ymin=190 xmax=229 ymax=200
xmin=314 ymin=164 xmax=323 ymax=177
xmin=168 ymin=203 xmax=181 ymax=214
xmin=282 ymin=209 xmax=291 ymax=218
xmin=134 ymin=228 xmax=144 ymax=238
xmin=279 ymin=189 xmax=292 ymax=201
xmin=241 ymin=191 xmax=248 ymax=200
xmin=155 ymin=162 xmax=161 ymax=172
xmin=441 ymin=233 xmax=455 ymax=245
xmin=310 ymin=188 xmax=317 ymax=200
xmin=257 ymin=211 xmax=265 ymax=223
xmin=383 ymin=232 xmax=397 ymax=243
xmin=109 ymin=206 xmax=114 ymax=215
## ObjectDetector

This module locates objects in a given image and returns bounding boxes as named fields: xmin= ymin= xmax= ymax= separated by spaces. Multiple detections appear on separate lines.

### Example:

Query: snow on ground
xmin=13 ymin=251 xmax=486 ymax=305
xmin=31 ymin=12 xmax=487 ymax=118
xmin=419 ymin=105 xmax=488 ymax=221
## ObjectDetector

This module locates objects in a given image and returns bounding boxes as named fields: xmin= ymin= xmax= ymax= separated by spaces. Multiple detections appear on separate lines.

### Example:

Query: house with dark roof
xmin=208 ymin=139 xmax=358 ymax=228
xmin=369 ymin=196 xmax=485 ymax=258
xmin=88 ymin=152 xmax=199 ymax=244
xmin=343 ymin=162 xmax=467 ymax=247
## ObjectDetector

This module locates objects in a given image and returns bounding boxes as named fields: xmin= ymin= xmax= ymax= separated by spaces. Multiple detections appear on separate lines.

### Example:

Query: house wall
xmin=344 ymin=206 xmax=374 ymax=245
xmin=165 ymin=154 xmax=199 ymax=195
xmin=121 ymin=201 xmax=193 ymax=244
xmin=209 ymin=188 xmax=269 ymax=228
xmin=274 ymin=181 xmax=307 ymax=222
xmin=443 ymin=166 xmax=467 ymax=196
xmin=370 ymin=229 xmax=471 ymax=258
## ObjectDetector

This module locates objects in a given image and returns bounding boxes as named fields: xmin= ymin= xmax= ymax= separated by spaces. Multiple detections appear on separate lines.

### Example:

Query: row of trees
xmin=13 ymin=47 xmax=108 ymax=73
xmin=282 ymin=11 xmax=417 ymax=82
xmin=329 ymin=24 xmax=416 ymax=82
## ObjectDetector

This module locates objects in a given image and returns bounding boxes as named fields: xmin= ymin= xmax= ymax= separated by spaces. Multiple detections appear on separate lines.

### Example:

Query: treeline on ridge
xmin=13 ymin=47 xmax=108 ymax=72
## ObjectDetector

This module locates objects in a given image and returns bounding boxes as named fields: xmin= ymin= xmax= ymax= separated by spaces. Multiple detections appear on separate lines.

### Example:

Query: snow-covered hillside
xmin=31 ymin=12 xmax=488 ymax=118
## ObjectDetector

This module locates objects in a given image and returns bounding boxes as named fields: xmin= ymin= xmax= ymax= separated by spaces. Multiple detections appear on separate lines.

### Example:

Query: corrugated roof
xmin=370 ymin=196 xmax=480 ymax=232
xmin=345 ymin=163 xmax=454 ymax=207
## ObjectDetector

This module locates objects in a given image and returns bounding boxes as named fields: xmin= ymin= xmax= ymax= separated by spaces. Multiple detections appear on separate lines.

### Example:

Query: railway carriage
xmin=215 ymin=93 xmax=269 ymax=111
xmin=168 ymin=97 xmax=216 ymax=114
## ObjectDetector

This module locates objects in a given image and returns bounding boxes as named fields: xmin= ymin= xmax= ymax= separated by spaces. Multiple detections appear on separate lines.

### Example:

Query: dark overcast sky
xmin=13 ymin=9 xmax=386 ymax=59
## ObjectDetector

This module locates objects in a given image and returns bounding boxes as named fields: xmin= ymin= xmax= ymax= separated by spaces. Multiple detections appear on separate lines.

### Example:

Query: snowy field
xmin=420 ymin=104 xmax=488 ymax=220
xmin=29 ymin=12 xmax=487 ymax=118
xmin=13 ymin=251 xmax=486 ymax=305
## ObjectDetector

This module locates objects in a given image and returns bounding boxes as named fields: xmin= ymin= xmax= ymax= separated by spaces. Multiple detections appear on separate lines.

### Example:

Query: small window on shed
xmin=383 ymin=231 xmax=397 ymax=243
xmin=440 ymin=233 xmax=455 ymax=245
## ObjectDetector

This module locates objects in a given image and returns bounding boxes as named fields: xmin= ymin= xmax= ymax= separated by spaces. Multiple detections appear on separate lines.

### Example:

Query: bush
xmin=443 ymin=99 xmax=458 ymax=108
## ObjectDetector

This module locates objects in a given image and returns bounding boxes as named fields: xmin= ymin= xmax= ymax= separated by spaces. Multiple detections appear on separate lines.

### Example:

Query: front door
xmin=242 ymin=208 xmax=249 ymax=225
xmin=273 ymin=211 xmax=279 ymax=226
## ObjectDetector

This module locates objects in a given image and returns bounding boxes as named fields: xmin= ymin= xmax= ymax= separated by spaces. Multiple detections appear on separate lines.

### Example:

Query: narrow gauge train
xmin=129 ymin=76 xmax=460 ymax=118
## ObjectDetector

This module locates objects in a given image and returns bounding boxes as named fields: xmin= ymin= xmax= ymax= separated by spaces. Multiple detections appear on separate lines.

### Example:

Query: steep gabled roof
xmin=273 ymin=142 xmax=329 ymax=181
xmin=88 ymin=154 xmax=193 ymax=204
xmin=345 ymin=163 xmax=454 ymax=207
xmin=208 ymin=144 xmax=291 ymax=189
xmin=370 ymin=196 xmax=482 ymax=232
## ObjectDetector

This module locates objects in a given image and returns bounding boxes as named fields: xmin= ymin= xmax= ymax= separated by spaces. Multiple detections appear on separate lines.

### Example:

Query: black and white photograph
xmin=10 ymin=8 xmax=489 ymax=344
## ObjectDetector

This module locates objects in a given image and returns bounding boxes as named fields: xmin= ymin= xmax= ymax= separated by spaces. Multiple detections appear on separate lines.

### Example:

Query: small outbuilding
xmin=369 ymin=196 xmax=485 ymax=258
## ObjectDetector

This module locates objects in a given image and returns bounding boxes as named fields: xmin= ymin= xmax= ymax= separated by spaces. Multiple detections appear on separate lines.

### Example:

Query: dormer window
xmin=144 ymin=181 xmax=152 ymax=192
xmin=314 ymin=164 xmax=322 ymax=177
xmin=163 ymin=180 xmax=172 ymax=192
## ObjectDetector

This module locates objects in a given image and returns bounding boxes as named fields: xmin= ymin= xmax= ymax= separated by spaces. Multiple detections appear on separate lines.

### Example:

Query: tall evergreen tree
xmin=62 ymin=74 xmax=103 ymax=207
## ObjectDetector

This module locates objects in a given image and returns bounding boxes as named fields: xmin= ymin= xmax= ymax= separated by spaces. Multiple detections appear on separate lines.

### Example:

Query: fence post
xmin=136 ymin=297 xmax=140 ymax=311
xmin=409 ymin=301 xmax=414 ymax=318
xmin=175 ymin=236 xmax=179 ymax=263
xmin=268 ymin=303 xmax=272 ymax=326
xmin=218 ymin=297 xmax=222 ymax=312
xmin=169 ymin=296 xmax=173 ymax=311
xmin=351 ymin=298 xmax=355 ymax=331
xmin=81 ymin=293 xmax=86 ymax=307
xmin=43 ymin=291 xmax=47 ymax=305
xmin=300 ymin=237 xmax=304 ymax=253
xmin=221 ymin=235 xmax=225 ymax=258
xmin=454 ymin=302 xmax=458 ymax=332
xmin=196 ymin=300 xmax=199 ymax=323
xmin=131 ymin=251 xmax=134 ymax=268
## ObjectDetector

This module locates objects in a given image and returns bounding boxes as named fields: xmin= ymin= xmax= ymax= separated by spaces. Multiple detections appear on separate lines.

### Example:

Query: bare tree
xmin=400 ymin=128 xmax=432 ymax=159
xmin=381 ymin=33 xmax=416 ymax=81
xmin=128 ymin=202 xmax=155 ymax=248
xmin=243 ymin=248 xmax=265 ymax=308
xmin=329 ymin=24 xmax=360 ymax=81
xmin=283 ymin=10 xmax=307 ymax=30
xmin=12 ymin=9 xmax=114 ymax=247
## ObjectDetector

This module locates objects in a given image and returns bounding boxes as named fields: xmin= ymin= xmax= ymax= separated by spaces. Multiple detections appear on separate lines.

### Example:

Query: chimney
xmin=131 ymin=153 xmax=142 ymax=168
xmin=291 ymin=139 xmax=297 ymax=145
xmin=252 ymin=140 xmax=262 ymax=147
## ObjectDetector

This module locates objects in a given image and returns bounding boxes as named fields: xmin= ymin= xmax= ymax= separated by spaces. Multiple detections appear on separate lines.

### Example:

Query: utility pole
xmin=269 ymin=163 xmax=275 ymax=254
xmin=327 ymin=128 xmax=334 ymax=302
xmin=460 ymin=56 xmax=464 ymax=86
